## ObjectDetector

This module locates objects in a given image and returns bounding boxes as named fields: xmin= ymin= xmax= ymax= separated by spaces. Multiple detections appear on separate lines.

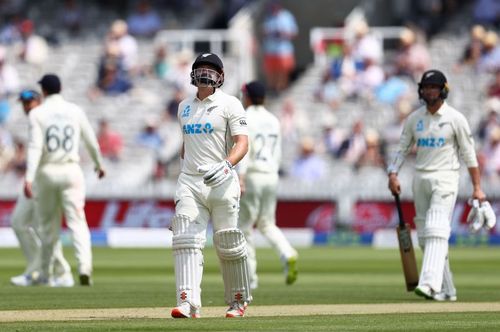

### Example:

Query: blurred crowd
xmin=0 ymin=0 xmax=499 ymax=186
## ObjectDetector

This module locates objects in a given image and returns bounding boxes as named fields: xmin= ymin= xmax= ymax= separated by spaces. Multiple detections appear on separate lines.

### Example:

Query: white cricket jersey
xmin=26 ymin=94 xmax=103 ymax=182
xmin=178 ymin=89 xmax=248 ymax=175
xmin=238 ymin=105 xmax=281 ymax=175
xmin=388 ymin=102 xmax=478 ymax=173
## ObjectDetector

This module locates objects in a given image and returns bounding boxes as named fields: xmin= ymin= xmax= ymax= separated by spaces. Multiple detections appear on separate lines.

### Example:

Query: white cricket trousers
xmin=238 ymin=172 xmax=297 ymax=285
xmin=11 ymin=192 xmax=71 ymax=277
xmin=412 ymin=170 xmax=458 ymax=293
xmin=34 ymin=163 xmax=92 ymax=278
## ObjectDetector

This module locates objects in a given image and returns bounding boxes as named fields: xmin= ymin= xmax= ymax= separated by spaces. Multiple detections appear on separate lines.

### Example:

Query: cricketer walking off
xmin=24 ymin=74 xmax=105 ymax=286
xmin=170 ymin=53 xmax=252 ymax=318
xmin=237 ymin=81 xmax=298 ymax=289
xmin=387 ymin=69 xmax=486 ymax=301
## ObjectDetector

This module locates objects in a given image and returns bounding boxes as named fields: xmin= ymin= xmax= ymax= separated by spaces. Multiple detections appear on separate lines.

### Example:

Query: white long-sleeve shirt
xmin=26 ymin=94 xmax=103 ymax=182
xmin=178 ymin=89 xmax=248 ymax=175
xmin=387 ymin=102 xmax=478 ymax=173
xmin=238 ymin=105 xmax=281 ymax=176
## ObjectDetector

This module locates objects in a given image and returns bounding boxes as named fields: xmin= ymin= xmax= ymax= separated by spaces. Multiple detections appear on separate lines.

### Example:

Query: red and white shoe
xmin=225 ymin=301 xmax=248 ymax=318
xmin=171 ymin=302 xmax=200 ymax=318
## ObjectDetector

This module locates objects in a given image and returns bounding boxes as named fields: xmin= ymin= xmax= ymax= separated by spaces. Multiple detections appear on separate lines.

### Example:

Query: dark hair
xmin=38 ymin=74 xmax=62 ymax=95
xmin=243 ymin=81 xmax=266 ymax=105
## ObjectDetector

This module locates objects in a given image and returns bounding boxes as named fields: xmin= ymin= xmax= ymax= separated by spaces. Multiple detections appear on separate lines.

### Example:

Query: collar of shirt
xmin=44 ymin=94 xmax=64 ymax=103
xmin=426 ymin=101 xmax=447 ymax=117
xmin=192 ymin=88 xmax=220 ymax=103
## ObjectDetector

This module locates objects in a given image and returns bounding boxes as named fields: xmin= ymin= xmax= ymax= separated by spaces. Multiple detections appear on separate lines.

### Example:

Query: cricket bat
xmin=394 ymin=194 xmax=419 ymax=291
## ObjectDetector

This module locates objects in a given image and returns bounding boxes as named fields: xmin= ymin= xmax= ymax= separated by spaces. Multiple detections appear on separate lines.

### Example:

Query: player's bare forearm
xmin=468 ymin=167 xmax=486 ymax=201
xmin=226 ymin=135 xmax=248 ymax=166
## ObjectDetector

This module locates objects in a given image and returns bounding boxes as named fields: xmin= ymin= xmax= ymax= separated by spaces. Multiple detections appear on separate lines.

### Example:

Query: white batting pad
xmin=213 ymin=228 xmax=252 ymax=304
xmin=171 ymin=215 xmax=206 ymax=308
xmin=420 ymin=237 xmax=448 ymax=292
xmin=424 ymin=208 xmax=450 ymax=239
xmin=441 ymin=255 xmax=456 ymax=296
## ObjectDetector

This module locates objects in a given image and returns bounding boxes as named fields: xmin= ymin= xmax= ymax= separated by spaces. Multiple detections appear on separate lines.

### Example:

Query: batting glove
xmin=197 ymin=160 xmax=233 ymax=187
xmin=467 ymin=199 xmax=484 ymax=233
xmin=481 ymin=201 xmax=497 ymax=230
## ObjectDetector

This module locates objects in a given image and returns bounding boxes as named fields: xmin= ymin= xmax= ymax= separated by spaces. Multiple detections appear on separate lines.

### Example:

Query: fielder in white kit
xmin=387 ymin=69 xmax=486 ymax=301
xmin=24 ymin=74 xmax=105 ymax=286
xmin=11 ymin=89 xmax=74 ymax=287
xmin=237 ymin=81 xmax=298 ymax=289
xmin=170 ymin=53 xmax=251 ymax=318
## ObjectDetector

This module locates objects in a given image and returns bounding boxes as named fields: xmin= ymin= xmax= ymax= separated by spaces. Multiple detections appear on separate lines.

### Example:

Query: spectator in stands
xmin=0 ymin=14 xmax=22 ymax=44
xmin=0 ymin=46 xmax=20 ymax=123
xmin=478 ymin=126 xmax=500 ymax=180
xmin=408 ymin=0 xmax=444 ymax=37
xmin=355 ymin=129 xmax=386 ymax=170
xmin=136 ymin=116 xmax=163 ymax=151
xmin=321 ymin=114 xmax=345 ymax=158
xmin=351 ymin=20 xmax=383 ymax=65
xmin=337 ymin=120 xmax=366 ymax=164
xmin=318 ymin=43 xmax=363 ymax=109
xmin=7 ymin=138 xmax=26 ymax=177
xmin=165 ymin=86 xmax=185 ymax=117
xmin=156 ymin=109 xmax=182 ymax=179
xmin=477 ymin=106 xmax=500 ymax=142
xmin=127 ymin=0 xmax=162 ymax=38
xmin=107 ymin=20 xmax=138 ymax=74
xmin=96 ymin=61 xmax=133 ymax=96
xmin=97 ymin=41 xmax=126 ymax=81
xmin=262 ymin=0 xmax=298 ymax=94
xmin=454 ymin=25 xmax=485 ymax=72
xmin=167 ymin=49 xmax=195 ymax=94
xmin=290 ymin=137 xmax=327 ymax=181
xmin=384 ymin=99 xmax=413 ymax=147
xmin=279 ymin=97 xmax=308 ymax=146
xmin=18 ymin=19 xmax=49 ymax=66
xmin=0 ymin=123 xmax=14 ymax=172
xmin=97 ymin=118 xmax=123 ymax=162
xmin=473 ymin=0 xmax=500 ymax=28
xmin=151 ymin=45 xmax=170 ymax=80
xmin=487 ymin=69 xmax=500 ymax=98
xmin=476 ymin=30 xmax=500 ymax=73
xmin=59 ymin=0 xmax=84 ymax=36
xmin=354 ymin=55 xmax=385 ymax=100
xmin=393 ymin=27 xmax=431 ymax=81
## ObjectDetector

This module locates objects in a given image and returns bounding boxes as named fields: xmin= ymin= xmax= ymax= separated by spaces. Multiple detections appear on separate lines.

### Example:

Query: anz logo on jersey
xmin=416 ymin=137 xmax=445 ymax=148
xmin=183 ymin=123 xmax=214 ymax=135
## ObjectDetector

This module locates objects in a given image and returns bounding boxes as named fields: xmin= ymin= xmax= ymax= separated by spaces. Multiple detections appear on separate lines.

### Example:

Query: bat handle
xmin=394 ymin=194 xmax=406 ymax=229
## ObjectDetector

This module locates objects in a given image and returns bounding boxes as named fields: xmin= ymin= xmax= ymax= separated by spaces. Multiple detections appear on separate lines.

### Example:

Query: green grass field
xmin=1 ymin=246 xmax=500 ymax=331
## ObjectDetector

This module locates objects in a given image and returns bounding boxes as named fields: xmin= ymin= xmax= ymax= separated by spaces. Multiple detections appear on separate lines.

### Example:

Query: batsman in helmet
xmin=387 ymin=69 xmax=486 ymax=301
xmin=170 ymin=53 xmax=251 ymax=318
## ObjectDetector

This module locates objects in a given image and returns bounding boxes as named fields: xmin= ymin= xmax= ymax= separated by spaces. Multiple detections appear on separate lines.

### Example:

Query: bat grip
xmin=394 ymin=194 xmax=406 ymax=229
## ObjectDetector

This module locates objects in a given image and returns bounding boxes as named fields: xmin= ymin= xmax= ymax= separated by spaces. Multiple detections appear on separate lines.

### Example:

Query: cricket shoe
xmin=79 ymin=274 xmax=93 ymax=286
xmin=51 ymin=273 xmax=75 ymax=287
xmin=414 ymin=285 xmax=434 ymax=300
xmin=433 ymin=292 xmax=457 ymax=302
xmin=225 ymin=301 xmax=248 ymax=318
xmin=284 ymin=256 xmax=298 ymax=285
xmin=10 ymin=274 xmax=36 ymax=287
xmin=171 ymin=302 xmax=200 ymax=318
